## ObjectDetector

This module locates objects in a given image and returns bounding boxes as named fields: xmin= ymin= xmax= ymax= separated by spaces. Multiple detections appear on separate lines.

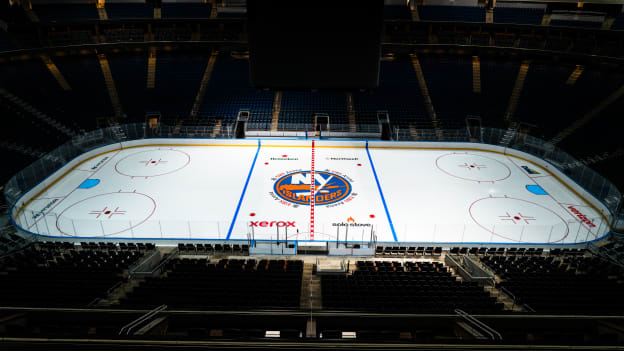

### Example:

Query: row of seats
xmin=0 ymin=245 xmax=144 ymax=307
xmin=33 ymin=3 xmax=213 ymax=22
xmin=481 ymin=255 xmax=624 ymax=314
xmin=322 ymin=260 xmax=503 ymax=313
xmin=450 ymin=247 xmax=546 ymax=256
xmin=120 ymin=258 xmax=303 ymax=309
xmin=178 ymin=243 xmax=250 ymax=255
xmin=375 ymin=246 xmax=442 ymax=256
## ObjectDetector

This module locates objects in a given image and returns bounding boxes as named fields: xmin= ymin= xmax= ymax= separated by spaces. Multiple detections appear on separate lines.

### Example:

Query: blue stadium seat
xmin=384 ymin=5 xmax=412 ymax=20
xmin=161 ymin=3 xmax=212 ymax=18
xmin=105 ymin=3 xmax=154 ymax=19
xmin=418 ymin=5 xmax=485 ymax=22
xmin=493 ymin=7 xmax=544 ymax=25
xmin=34 ymin=4 xmax=99 ymax=22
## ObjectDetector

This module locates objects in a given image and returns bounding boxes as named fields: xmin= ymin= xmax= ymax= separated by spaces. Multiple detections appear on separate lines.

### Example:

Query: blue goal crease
xmin=365 ymin=140 xmax=398 ymax=242
xmin=226 ymin=139 xmax=261 ymax=239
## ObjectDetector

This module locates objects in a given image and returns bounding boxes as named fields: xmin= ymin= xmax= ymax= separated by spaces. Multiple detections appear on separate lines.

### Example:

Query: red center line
xmin=310 ymin=140 xmax=315 ymax=240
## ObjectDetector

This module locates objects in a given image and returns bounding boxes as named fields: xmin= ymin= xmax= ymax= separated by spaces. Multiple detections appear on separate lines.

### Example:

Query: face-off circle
xmin=56 ymin=192 xmax=156 ymax=237
xmin=469 ymin=197 xmax=569 ymax=243
xmin=436 ymin=152 xmax=511 ymax=183
xmin=115 ymin=149 xmax=190 ymax=178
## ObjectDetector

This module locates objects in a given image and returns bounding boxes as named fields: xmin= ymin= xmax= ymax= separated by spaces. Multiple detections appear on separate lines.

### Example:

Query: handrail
xmin=455 ymin=309 xmax=502 ymax=341
xmin=119 ymin=304 xmax=167 ymax=336
xmin=129 ymin=248 xmax=178 ymax=279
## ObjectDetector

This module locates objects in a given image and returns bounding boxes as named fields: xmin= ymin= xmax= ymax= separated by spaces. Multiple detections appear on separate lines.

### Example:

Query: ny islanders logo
xmin=273 ymin=171 xmax=351 ymax=206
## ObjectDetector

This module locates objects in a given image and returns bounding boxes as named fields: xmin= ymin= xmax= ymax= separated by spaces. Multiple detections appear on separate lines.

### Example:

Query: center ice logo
xmin=273 ymin=171 xmax=351 ymax=205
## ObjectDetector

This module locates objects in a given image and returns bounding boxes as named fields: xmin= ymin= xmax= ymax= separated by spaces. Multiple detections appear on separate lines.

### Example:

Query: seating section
xmin=353 ymin=59 xmax=427 ymax=128
xmin=0 ymin=59 xmax=89 ymax=131
xmin=376 ymin=246 xmax=442 ymax=256
xmin=550 ymin=19 xmax=602 ymax=28
xmin=105 ymin=3 xmax=154 ymax=19
xmin=384 ymin=5 xmax=412 ymax=20
xmin=477 ymin=60 xmax=519 ymax=127
xmin=481 ymin=254 xmax=624 ymax=314
xmin=322 ymin=261 xmax=503 ymax=313
xmin=418 ymin=5 xmax=486 ymax=22
xmin=516 ymin=64 xmax=624 ymax=140
xmin=34 ymin=4 xmax=99 ymax=22
xmin=108 ymin=53 xmax=149 ymax=120
xmin=120 ymin=258 xmax=303 ymax=309
xmin=200 ymin=56 xmax=273 ymax=129
xmin=152 ymin=53 xmax=208 ymax=118
xmin=161 ymin=3 xmax=212 ymax=18
xmin=419 ymin=56 xmax=477 ymax=124
xmin=0 ymin=242 xmax=145 ymax=307
xmin=493 ymin=7 xmax=544 ymax=25
xmin=612 ymin=13 xmax=624 ymax=30
xmin=0 ymin=30 xmax=15 ymax=51
xmin=278 ymin=92 xmax=348 ymax=130
xmin=0 ymin=92 xmax=68 ymax=150
xmin=177 ymin=243 xmax=249 ymax=255
xmin=54 ymin=55 xmax=115 ymax=125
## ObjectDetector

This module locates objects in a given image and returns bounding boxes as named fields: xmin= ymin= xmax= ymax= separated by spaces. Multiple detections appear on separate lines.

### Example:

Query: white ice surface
xmin=14 ymin=140 xmax=609 ymax=245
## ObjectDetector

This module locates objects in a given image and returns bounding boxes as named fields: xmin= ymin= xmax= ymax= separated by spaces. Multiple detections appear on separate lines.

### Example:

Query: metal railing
xmin=119 ymin=304 xmax=167 ymax=336
xmin=455 ymin=309 xmax=503 ymax=341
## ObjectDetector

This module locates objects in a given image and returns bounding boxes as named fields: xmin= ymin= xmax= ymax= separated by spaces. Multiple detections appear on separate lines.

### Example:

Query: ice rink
xmin=12 ymin=139 xmax=612 ymax=245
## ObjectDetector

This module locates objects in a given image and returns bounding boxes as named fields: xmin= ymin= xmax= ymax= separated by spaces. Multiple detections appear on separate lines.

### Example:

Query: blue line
xmin=366 ymin=140 xmax=397 ymax=242
xmin=226 ymin=140 xmax=261 ymax=239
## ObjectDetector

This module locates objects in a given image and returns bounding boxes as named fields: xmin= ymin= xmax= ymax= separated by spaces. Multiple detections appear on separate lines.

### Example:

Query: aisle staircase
xmin=109 ymin=122 xmax=127 ymax=140
xmin=566 ymin=65 xmax=584 ymax=86
xmin=541 ymin=13 xmax=551 ymax=25
xmin=485 ymin=9 xmax=494 ymax=23
xmin=210 ymin=119 xmax=223 ymax=138
xmin=41 ymin=55 xmax=71 ymax=91
xmin=345 ymin=92 xmax=357 ymax=133
xmin=300 ymin=263 xmax=322 ymax=310
xmin=499 ymin=122 xmax=519 ymax=146
xmin=0 ymin=89 xmax=78 ymax=137
xmin=146 ymin=49 xmax=157 ymax=89
xmin=190 ymin=51 xmax=219 ymax=119
xmin=96 ymin=1 xmax=108 ymax=20
xmin=97 ymin=53 xmax=123 ymax=119
xmin=550 ymin=83 xmax=624 ymax=145
xmin=410 ymin=54 xmax=442 ymax=139
xmin=472 ymin=56 xmax=481 ymax=93
xmin=270 ymin=91 xmax=282 ymax=132
xmin=503 ymin=60 xmax=530 ymax=124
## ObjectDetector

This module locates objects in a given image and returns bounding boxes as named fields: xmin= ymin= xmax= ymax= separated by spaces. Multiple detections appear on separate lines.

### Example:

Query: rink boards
xmin=10 ymin=139 xmax=614 ymax=246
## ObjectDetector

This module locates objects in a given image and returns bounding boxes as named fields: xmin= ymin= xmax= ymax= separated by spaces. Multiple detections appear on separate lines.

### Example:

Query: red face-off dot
xmin=357 ymin=163 xmax=362 ymax=166
xmin=282 ymin=155 xmax=287 ymax=157
xmin=264 ymin=162 xmax=269 ymax=165
xmin=105 ymin=211 xmax=111 ymax=215
xmin=470 ymin=165 xmax=475 ymax=168
xmin=250 ymin=213 xmax=256 ymax=217
xmin=514 ymin=216 xmax=521 ymax=220
xmin=369 ymin=214 xmax=375 ymax=218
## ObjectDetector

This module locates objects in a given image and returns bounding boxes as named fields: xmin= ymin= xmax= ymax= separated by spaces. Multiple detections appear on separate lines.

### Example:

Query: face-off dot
xmin=369 ymin=214 xmax=375 ymax=218
xmin=264 ymin=162 xmax=269 ymax=165
xmin=104 ymin=211 xmax=111 ymax=215
xmin=250 ymin=213 xmax=256 ymax=217
xmin=357 ymin=163 xmax=362 ymax=166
